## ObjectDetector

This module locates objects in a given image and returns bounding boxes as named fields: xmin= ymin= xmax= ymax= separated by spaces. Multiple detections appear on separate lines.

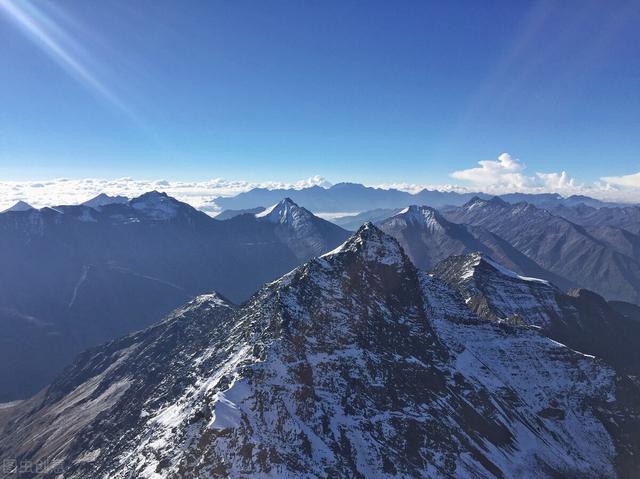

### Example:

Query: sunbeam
xmin=0 ymin=0 xmax=138 ymax=121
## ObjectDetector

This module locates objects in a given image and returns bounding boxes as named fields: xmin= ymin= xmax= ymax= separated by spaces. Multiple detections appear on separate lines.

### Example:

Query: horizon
xmin=2 ymin=177 xmax=637 ymax=215
xmin=1 ymin=0 xmax=639 ymax=202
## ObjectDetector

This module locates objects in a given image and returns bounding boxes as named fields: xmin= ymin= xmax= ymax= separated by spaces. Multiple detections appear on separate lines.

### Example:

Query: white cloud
xmin=292 ymin=175 xmax=333 ymax=189
xmin=374 ymin=182 xmax=473 ymax=195
xmin=1 ymin=158 xmax=639 ymax=214
xmin=601 ymin=172 xmax=640 ymax=188
xmin=536 ymin=171 xmax=576 ymax=190
xmin=448 ymin=153 xmax=640 ymax=203
xmin=451 ymin=153 xmax=529 ymax=189
xmin=0 ymin=176 xmax=333 ymax=214
xmin=450 ymin=152 xmax=572 ymax=191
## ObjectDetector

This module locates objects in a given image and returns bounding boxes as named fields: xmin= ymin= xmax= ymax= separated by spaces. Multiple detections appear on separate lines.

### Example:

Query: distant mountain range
xmin=322 ymin=198 xmax=640 ymax=304
xmin=2 ymin=224 xmax=639 ymax=478
xmin=547 ymin=202 xmax=640 ymax=235
xmin=212 ymin=182 xmax=630 ymax=213
xmin=2 ymin=188 xmax=639 ymax=402
xmin=377 ymin=205 xmax=571 ymax=287
xmin=443 ymin=197 xmax=640 ymax=304
xmin=0 ymin=193 xmax=348 ymax=401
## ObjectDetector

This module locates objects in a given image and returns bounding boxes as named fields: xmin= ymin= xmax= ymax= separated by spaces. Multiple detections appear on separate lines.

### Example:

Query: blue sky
xmin=0 ymin=0 xmax=639 ymax=194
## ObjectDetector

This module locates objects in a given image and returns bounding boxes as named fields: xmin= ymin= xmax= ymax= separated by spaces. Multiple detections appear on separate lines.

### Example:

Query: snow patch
xmin=131 ymin=192 xmax=179 ymax=220
xmin=484 ymin=256 xmax=549 ymax=284
xmin=207 ymin=379 xmax=250 ymax=430
xmin=391 ymin=205 xmax=445 ymax=231
xmin=321 ymin=223 xmax=405 ymax=267
xmin=74 ymin=449 xmax=101 ymax=464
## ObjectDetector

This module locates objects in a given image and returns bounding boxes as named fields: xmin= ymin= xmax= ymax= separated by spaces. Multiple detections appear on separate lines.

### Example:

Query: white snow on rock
xmin=445 ymin=252 xmax=563 ymax=327
xmin=389 ymin=205 xmax=445 ymax=232
xmin=420 ymin=272 xmax=617 ymax=478
xmin=0 ymin=226 xmax=633 ymax=479
xmin=207 ymin=379 xmax=250 ymax=430
xmin=322 ymin=222 xmax=405 ymax=267
xmin=255 ymin=197 xmax=310 ymax=226
xmin=130 ymin=191 xmax=179 ymax=220
xmin=483 ymin=255 xmax=549 ymax=284
xmin=191 ymin=293 xmax=234 ymax=309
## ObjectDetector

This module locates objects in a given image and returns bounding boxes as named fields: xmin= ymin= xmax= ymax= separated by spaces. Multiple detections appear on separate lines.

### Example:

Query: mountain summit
xmin=377 ymin=206 xmax=562 ymax=286
xmin=82 ymin=193 xmax=128 ymax=209
xmin=255 ymin=198 xmax=350 ymax=260
xmin=129 ymin=191 xmax=195 ymax=220
xmin=1 ymin=226 xmax=638 ymax=478
xmin=1 ymin=200 xmax=34 ymax=213
xmin=323 ymin=221 xmax=409 ymax=269
xmin=388 ymin=205 xmax=447 ymax=231
xmin=255 ymin=197 xmax=302 ymax=224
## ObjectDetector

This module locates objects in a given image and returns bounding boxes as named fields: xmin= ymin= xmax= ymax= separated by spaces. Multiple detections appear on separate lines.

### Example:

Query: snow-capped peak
xmin=2 ymin=200 xmax=34 ymax=213
xmin=432 ymin=253 xmax=562 ymax=328
xmin=180 ymin=291 xmax=236 ymax=312
xmin=458 ymin=252 xmax=550 ymax=284
xmin=392 ymin=205 xmax=445 ymax=230
xmin=130 ymin=191 xmax=181 ymax=220
xmin=82 ymin=193 xmax=128 ymax=209
xmin=463 ymin=196 xmax=507 ymax=210
xmin=255 ymin=198 xmax=312 ymax=226
xmin=322 ymin=222 xmax=407 ymax=267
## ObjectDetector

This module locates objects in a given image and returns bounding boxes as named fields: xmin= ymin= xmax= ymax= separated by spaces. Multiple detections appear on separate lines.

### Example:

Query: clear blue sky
xmin=1 ymin=0 xmax=639 ymax=184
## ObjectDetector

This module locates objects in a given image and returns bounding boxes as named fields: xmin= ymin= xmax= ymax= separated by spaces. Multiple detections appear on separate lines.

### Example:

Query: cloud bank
xmin=1 ymin=155 xmax=638 ymax=213
xmin=0 ymin=176 xmax=332 ymax=214
xmin=602 ymin=171 xmax=640 ymax=188
xmin=450 ymin=153 xmax=578 ymax=191
xmin=450 ymin=153 xmax=640 ymax=203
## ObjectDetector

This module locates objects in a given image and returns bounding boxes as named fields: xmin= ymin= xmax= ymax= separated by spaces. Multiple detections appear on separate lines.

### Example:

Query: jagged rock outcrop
xmin=1 ymin=225 xmax=639 ymax=478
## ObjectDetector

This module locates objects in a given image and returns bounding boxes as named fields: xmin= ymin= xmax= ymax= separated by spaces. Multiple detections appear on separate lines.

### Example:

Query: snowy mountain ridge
xmin=432 ymin=252 xmax=565 ymax=328
xmin=389 ymin=205 xmax=446 ymax=232
xmin=443 ymin=197 xmax=640 ymax=304
xmin=459 ymin=252 xmax=550 ymax=285
xmin=257 ymin=198 xmax=350 ymax=261
xmin=1 ymin=224 xmax=639 ymax=478
xmin=321 ymin=221 xmax=407 ymax=267
xmin=0 ymin=193 xmax=350 ymax=401
xmin=129 ymin=191 xmax=184 ymax=220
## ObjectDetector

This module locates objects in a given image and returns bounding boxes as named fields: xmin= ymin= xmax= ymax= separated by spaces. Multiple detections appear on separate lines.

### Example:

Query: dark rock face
xmin=549 ymin=203 xmax=640 ymax=235
xmin=442 ymin=197 xmax=640 ymax=304
xmin=332 ymin=208 xmax=402 ymax=231
xmin=609 ymin=300 xmax=640 ymax=322
xmin=1 ymin=225 xmax=639 ymax=478
xmin=215 ymin=207 xmax=266 ymax=220
xmin=0 ymin=194 xmax=349 ymax=401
